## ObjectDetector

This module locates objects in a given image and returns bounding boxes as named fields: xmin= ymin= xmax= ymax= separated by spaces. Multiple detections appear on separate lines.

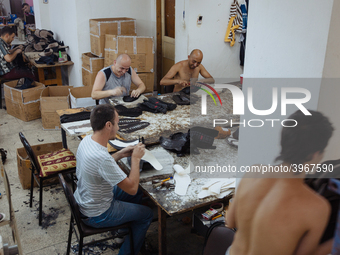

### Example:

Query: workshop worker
xmin=91 ymin=53 xmax=146 ymax=104
xmin=160 ymin=49 xmax=214 ymax=92
xmin=226 ymin=110 xmax=334 ymax=255
xmin=22 ymin=3 xmax=34 ymax=15
xmin=73 ymin=104 xmax=153 ymax=255
xmin=0 ymin=26 xmax=36 ymax=80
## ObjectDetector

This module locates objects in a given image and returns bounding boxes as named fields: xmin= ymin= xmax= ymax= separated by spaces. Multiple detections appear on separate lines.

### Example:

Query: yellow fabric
xmin=225 ymin=16 xmax=236 ymax=42
xmin=225 ymin=16 xmax=240 ymax=47
xmin=37 ymin=148 xmax=76 ymax=177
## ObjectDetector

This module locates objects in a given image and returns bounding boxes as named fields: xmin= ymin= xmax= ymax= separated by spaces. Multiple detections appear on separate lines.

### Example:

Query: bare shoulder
xmin=198 ymin=64 xmax=207 ymax=71
xmin=305 ymin=186 xmax=331 ymax=215
xmin=176 ymin=60 xmax=187 ymax=69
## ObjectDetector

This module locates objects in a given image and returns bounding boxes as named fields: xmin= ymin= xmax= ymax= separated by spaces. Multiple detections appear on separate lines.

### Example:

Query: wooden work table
xmin=57 ymin=87 xmax=239 ymax=255
xmin=23 ymin=53 xmax=74 ymax=86
xmin=30 ymin=59 xmax=74 ymax=86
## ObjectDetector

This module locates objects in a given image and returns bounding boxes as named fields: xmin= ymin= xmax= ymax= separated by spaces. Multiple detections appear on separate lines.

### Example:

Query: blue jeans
xmin=82 ymin=187 xmax=153 ymax=255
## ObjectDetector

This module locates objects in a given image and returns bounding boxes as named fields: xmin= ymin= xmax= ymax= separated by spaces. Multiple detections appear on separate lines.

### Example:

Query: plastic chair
xmin=58 ymin=173 xmax=134 ymax=255
xmin=18 ymin=132 xmax=76 ymax=226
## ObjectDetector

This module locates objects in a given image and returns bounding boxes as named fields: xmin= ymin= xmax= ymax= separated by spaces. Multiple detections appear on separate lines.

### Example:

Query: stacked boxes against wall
xmin=104 ymin=35 xmax=155 ymax=93
xmin=90 ymin=17 xmax=137 ymax=57
xmin=82 ymin=17 xmax=137 ymax=88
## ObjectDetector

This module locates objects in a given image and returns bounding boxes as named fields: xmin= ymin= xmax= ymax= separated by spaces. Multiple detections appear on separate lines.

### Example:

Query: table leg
xmin=158 ymin=206 xmax=167 ymax=255
xmin=37 ymin=68 xmax=45 ymax=84
xmin=61 ymin=129 xmax=67 ymax=149
xmin=55 ymin=66 xmax=62 ymax=86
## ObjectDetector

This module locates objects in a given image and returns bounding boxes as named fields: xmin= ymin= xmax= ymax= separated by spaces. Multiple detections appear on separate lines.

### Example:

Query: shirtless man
xmin=226 ymin=110 xmax=334 ymax=255
xmin=92 ymin=54 xmax=146 ymax=104
xmin=160 ymin=49 xmax=214 ymax=92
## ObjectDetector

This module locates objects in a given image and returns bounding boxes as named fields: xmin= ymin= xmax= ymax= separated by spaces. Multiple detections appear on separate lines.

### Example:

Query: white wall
xmin=176 ymin=0 xmax=243 ymax=79
xmin=317 ymin=0 xmax=340 ymax=161
xmin=237 ymin=0 xmax=334 ymax=169
xmin=33 ymin=0 xmax=50 ymax=30
xmin=3 ymin=0 xmax=11 ymax=15
xmin=34 ymin=0 xmax=156 ymax=87
xmin=73 ymin=0 xmax=156 ymax=86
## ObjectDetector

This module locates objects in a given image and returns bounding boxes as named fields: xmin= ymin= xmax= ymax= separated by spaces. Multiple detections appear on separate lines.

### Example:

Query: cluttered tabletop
xmin=59 ymin=86 xmax=240 ymax=216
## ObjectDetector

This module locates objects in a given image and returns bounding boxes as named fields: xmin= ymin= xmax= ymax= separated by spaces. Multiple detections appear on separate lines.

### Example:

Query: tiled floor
xmin=0 ymin=104 xmax=205 ymax=255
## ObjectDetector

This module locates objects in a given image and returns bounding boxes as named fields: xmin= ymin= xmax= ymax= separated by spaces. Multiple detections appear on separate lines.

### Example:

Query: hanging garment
xmin=224 ymin=0 xmax=243 ymax=47
xmin=240 ymin=2 xmax=247 ymax=30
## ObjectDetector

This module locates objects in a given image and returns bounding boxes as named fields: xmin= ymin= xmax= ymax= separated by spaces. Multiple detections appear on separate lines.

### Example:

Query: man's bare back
xmin=227 ymin=176 xmax=330 ymax=255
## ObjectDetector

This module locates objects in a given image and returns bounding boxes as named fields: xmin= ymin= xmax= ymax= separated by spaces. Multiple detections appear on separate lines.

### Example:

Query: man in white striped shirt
xmin=74 ymin=104 xmax=153 ymax=255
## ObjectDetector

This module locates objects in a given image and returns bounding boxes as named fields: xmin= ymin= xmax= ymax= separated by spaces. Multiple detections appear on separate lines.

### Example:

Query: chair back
xmin=19 ymin=132 xmax=41 ymax=174
xmin=203 ymin=222 xmax=235 ymax=255
xmin=58 ymin=173 xmax=83 ymax=231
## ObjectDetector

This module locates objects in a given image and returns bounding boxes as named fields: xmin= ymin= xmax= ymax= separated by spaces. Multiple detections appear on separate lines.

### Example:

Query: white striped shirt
xmin=73 ymin=135 xmax=127 ymax=217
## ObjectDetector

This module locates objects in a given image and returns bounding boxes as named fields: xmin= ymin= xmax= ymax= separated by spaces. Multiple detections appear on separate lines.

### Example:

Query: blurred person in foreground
xmin=226 ymin=110 xmax=334 ymax=255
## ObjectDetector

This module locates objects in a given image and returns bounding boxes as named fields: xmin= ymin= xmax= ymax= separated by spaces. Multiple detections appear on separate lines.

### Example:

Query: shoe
xmin=214 ymin=126 xmax=231 ymax=139
xmin=227 ymin=137 xmax=238 ymax=148
xmin=111 ymin=229 xmax=129 ymax=244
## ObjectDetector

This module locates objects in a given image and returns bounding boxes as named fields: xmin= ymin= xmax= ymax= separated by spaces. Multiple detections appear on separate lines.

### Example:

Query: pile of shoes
xmin=115 ymin=105 xmax=143 ymax=117
xmin=160 ymin=126 xmax=218 ymax=156
xmin=159 ymin=131 xmax=190 ymax=157
xmin=139 ymin=97 xmax=177 ymax=114
xmin=14 ymin=77 xmax=35 ymax=90
xmin=172 ymin=87 xmax=199 ymax=105
xmin=190 ymin=126 xmax=219 ymax=154
xmin=23 ymin=29 xmax=69 ymax=65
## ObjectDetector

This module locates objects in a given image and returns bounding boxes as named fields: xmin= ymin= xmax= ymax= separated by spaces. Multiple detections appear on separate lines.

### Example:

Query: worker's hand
xmin=130 ymin=89 xmax=140 ymax=98
xmin=117 ymin=145 xmax=134 ymax=159
xmin=132 ymin=142 xmax=145 ymax=160
xmin=16 ymin=48 xmax=22 ymax=54
xmin=178 ymin=80 xmax=190 ymax=88
xmin=111 ymin=87 xmax=127 ymax=97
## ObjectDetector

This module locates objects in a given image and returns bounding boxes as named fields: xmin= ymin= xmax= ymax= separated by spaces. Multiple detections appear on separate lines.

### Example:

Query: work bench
xmin=57 ymin=88 xmax=239 ymax=255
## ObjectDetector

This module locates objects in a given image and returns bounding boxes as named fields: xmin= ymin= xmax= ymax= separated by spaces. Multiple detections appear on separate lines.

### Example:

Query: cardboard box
xmin=4 ymin=80 xmax=45 ymax=121
xmin=82 ymin=68 xmax=98 ymax=87
xmin=82 ymin=53 xmax=104 ymax=86
xmin=89 ymin=17 xmax=136 ymax=36
xmin=40 ymin=86 xmax=72 ymax=130
xmin=70 ymin=86 xmax=96 ymax=108
xmin=17 ymin=142 xmax=63 ymax=189
xmin=104 ymin=35 xmax=154 ymax=72
xmin=90 ymin=17 xmax=136 ymax=57
xmin=131 ymin=72 xmax=155 ymax=93
xmin=82 ymin=52 xmax=104 ymax=72
xmin=103 ymin=34 xmax=117 ymax=66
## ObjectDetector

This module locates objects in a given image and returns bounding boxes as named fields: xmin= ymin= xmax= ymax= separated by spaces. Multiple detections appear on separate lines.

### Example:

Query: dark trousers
xmin=2 ymin=67 xmax=37 ymax=81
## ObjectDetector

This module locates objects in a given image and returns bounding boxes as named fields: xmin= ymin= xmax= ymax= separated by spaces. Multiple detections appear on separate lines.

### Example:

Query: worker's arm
xmin=9 ymin=45 xmax=23 ymax=54
xmin=91 ymin=71 xmax=126 ymax=100
xmin=117 ymin=143 xmax=145 ymax=195
xmin=295 ymin=199 xmax=331 ymax=255
xmin=314 ymin=239 xmax=333 ymax=255
xmin=4 ymin=48 xmax=22 ymax=63
xmin=130 ymin=68 xmax=146 ymax=97
xmin=197 ymin=64 xmax=214 ymax=84
xmin=160 ymin=64 xmax=189 ymax=87
xmin=225 ymin=195 xmax=237 ymax=229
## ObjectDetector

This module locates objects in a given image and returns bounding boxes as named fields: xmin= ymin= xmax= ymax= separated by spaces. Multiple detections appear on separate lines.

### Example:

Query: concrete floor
xmin=0 ymin=102 xmax=206 ymax=255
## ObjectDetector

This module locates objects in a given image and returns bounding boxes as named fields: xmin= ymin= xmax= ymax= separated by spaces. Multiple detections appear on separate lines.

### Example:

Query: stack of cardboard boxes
xmin=82 ymin=17 xmax=155 ymax=93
